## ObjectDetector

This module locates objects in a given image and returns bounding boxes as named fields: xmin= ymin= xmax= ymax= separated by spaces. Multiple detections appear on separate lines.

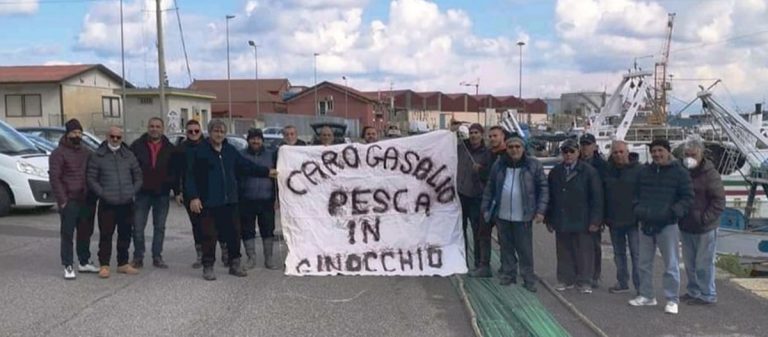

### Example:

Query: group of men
xmin=457 ymin=122 xmax=724 ymax=315
xmin=52 ymin=118 xmax=289 ymax=281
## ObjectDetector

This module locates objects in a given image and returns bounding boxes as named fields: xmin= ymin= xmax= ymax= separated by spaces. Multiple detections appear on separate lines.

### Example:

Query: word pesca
xmin=294 ymin=246 xmax=444 ymax=274
xmin=284 ymin=144 xmax=456 ymax=204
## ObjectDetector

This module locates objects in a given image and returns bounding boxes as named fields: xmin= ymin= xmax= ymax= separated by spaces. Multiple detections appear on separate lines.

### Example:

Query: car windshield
xmin=0 ymin=121 xmax=42 ymax=155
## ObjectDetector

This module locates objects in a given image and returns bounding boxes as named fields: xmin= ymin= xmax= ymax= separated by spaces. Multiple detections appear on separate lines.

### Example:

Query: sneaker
xmin=523 ymin=283 xmax=538 ymax=293
xmin=468 ymin=266 xmax=492 ymax=278
xmin=687 ymin=298 xmax=715 ymax=306
xmin=664 ymin=301 xmax=679 ymax=314
xmin=628 ymin=296 xmax=657 ymax=306
xmin=608 ymin=284 xmax=630 ymax=294
xmin=64 ymin=265 xmax=76 ymax=280
xmin=98 ymin=266 xmax=110 ymax=279
xmin=680 ymin=293 xmax=695 ymax=302
xmin=578 ymin=286 xmax=593 ymax=294
xmin=554 ymin=283 xmax=575 ymax=291
xmin=117 ymin=264 xmax=139 ymax=275
xmin=499 ymin=277 xmax=516 ymax=286
xmin=153 ymin=257 xmax=169 ymax=269
xmin=78 ymin=261 xmax=99 ymax=273
xmin=130 ymin=259 xmax=144 ymax=269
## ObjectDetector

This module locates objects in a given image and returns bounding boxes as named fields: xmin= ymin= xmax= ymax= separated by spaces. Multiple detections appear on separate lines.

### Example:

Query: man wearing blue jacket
xmin=186 ymin=120 xmax=277 ymax=280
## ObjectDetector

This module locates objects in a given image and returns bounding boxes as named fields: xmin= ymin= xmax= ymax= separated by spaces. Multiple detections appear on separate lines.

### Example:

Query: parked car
xmin=166 ymin=133 xmax=248 ymax=151
xmin=262 ymin=134 xmax=283 ymax=152
xmin=0 ymin=120 xmax=55 ymax=216
xmin=24 ymin=134 xmax=57 ymax=154
xmin=17 ymin=127 xmax=102 ymax=152
xmin=310 ymin=122 xmax=348 ymax=145
xmin=262 ymin=127 xmax=283 ymax=136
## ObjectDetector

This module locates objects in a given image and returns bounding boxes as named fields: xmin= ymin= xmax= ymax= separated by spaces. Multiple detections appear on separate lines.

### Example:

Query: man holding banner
xmin=457 ymin=123 xmax=492 ymax=271
xmin=276 ymin=130 xmax=467 ymax=276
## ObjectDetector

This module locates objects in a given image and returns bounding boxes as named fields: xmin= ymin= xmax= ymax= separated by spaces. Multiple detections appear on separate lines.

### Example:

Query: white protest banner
xmin=277 ymin=130 xmax=467 ymax=276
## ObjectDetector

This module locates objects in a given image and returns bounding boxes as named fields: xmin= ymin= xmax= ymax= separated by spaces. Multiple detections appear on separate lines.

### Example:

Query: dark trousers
xmin=610 ymin=226 xmax=640 ymax=290
xmin=497 ymin=219 xmax=536 ymax=285
xmin=132 ymin=192 xmax=170 ymax=259
xmin=239 ymin=199 xmax=276 ymax=240
xmin=459 ymin=194 xmax=483 ymax=267
xmin=592 ymin=230 xmax=602 ymax=283
xmin=184 ymin=200 xmax=203 ymax=245
xmin=475 ymin=220 xmax=495 ymax=268
xmin=59 ymin=198 xmax=96 ymax=266
xmin=555 ymin=231 xmax=595 ymax=287
xmin=98 ymin=202 xmax=134 ymax=266
xmin=200 ymin=204 xmax=241 ymax=266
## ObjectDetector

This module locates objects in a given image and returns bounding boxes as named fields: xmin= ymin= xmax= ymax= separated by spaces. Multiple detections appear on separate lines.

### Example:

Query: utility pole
xmin=248 ymin=41 xmax=259 ymax=116
xmin=313 ymin=53 xmax=319 ymax=115
xmin=156 ymin=0 xmax=167 ymax=119
xmin=226 ymin=15 xmax=235 ymax=130
xmin=517 ymin=41 xmax=527 ymax=124
xmin=120 ymin=0 xmax=126 ymax=129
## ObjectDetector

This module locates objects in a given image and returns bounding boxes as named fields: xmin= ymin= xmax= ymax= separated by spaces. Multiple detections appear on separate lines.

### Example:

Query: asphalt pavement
xmin=0 ymin=206 xmax=473 ymax=337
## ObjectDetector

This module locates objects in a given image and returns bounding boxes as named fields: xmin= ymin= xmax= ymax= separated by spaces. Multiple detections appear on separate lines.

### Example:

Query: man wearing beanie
xmin=239 ymin=128 xmax=279 ymax=270
xmin=50 ymin=118 xmax=99 ymax=279
xmin=129 ymin=117 xmax=178 ymax=269
xmin=457 ymin=123 xmax=491 ymax=271
xmin=630 ymin=139 xmax=693 ymax=315
xmin=546 ymin=138 xmax=603 ymax=294
xmin=480 ymin=133 xmax=548 ymax=292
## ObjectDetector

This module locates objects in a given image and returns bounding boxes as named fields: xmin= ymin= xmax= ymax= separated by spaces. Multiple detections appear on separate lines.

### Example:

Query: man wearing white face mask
xmin=679 ymin=137 xmax=725 ymax=306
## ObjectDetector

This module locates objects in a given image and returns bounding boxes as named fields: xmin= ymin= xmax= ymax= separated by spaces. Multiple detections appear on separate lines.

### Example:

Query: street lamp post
xmin=248 ymin=40 xmax=259 ymax=116
xmin=342 ymin=76 xmax=348 ymax=119
xmin=226 ymin=14 xmax=235 ymax=130
xmin=313 ymin=53 xmax=319 ymax=115
xmin=517 ymin=41 xmax=527 ymax=124
xmin=460 ymin=78 xmax=480 ymax=123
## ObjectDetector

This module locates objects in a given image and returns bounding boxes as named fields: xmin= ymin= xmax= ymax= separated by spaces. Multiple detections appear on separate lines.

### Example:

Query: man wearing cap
xmin=579 ymin=133 xmax=608 ymax=288
xmin=50 ymin=118 xmax=99 ymax=279
xmin=480 ymin=134 xmax=548 ymax=292
xmin=239 ymin=128 xmax=280 ymax=270
xmin=546 ymin=138 xmax=603 ymax=294
xmin=457 ymin=123 xmax=492 ymax=270
xmin=129 ymin=117 xmax=178 ymax=269
xmin=630 ymin=139 xmax=693 ymax=314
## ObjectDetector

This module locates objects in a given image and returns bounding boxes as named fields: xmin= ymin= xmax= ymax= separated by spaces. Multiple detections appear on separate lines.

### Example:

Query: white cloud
xmin=0 ymin=0 xmax=38 ymax=16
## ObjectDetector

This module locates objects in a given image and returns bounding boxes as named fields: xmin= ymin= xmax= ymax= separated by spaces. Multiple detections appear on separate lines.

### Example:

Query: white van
xmin=0 ymin=119 xmax=55 ymax=216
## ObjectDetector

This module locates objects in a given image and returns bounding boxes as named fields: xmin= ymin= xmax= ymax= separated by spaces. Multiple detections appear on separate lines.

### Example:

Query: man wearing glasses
xmin=480 ymin=133 xmax=548 ymax=292
xmin=175 ymin=120 xmax=207 ymax=269
xmin=457 ymin=123 xmax=491 ymax=272
xmin=185 ymin=120 xmax=277 ymax=280
xmin=129 ymin=117 xmax=178 ymax=269
xmin=545 ymin=138 xmax=603 ymax=294
xmin=86 ymin=126 xmax=143 ymax=279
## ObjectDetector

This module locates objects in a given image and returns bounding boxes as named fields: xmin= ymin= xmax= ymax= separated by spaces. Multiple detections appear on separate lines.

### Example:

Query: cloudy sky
xmin=1 ymin=0 xmax=767 ymax=113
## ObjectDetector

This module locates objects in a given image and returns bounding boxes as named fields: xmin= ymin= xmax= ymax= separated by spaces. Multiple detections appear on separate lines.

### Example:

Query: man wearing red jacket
xmin=49 ymin=119 xmax=98 ymax=279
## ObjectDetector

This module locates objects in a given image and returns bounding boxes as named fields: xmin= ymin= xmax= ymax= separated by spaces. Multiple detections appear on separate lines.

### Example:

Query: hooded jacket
xmin=49 ymin=137 xmax=92 ymax=207
xmin=457 ymin=139 xmax=492 ymax=198
xmin=481 ymin=153 xmax=548 ymax=223
xmin=679 ymin=159 xmax=725 ymax=234
xmin=634 ymin=160 xmax=694 ymax=235
xmin=86 ymin=142 xmax=143 ymax=205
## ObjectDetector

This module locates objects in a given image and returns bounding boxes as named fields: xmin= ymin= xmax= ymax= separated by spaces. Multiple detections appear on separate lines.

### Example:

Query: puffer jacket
xmin=603 ymin=160 xmax=642 ymax=228
xmin=481 ymin=154 xmax=548 ymax=223
xmin=546 ymin=160 xmax=604 ymax=232
xmin=635 ymin=160 xmax=694 ymax=235
xmin=679 ymin=159 xmax=725 ymax=234
xmin=49 ymin=137 xmax=92 ymax=207
xmin=239 ymin=146 xmax=277 ymax=201
xmin=457 ymin=140 xmax=492 ymax=198
xmin=86 ymin=142 xmax=143 ymax=205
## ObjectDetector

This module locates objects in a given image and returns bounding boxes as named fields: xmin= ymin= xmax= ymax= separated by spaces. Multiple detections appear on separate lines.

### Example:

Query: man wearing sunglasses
xmin=175 ymin=119 xmax=208 ymax=269
xmin=87 ymin=126 xmax=143 ymax=278
xmin=480 ymin=133 xmax=548 ymax=292
xmin=129 ymin=117 xmax=178 ymax=269
xmin=546 ymin=138 xmax=603 ymax=294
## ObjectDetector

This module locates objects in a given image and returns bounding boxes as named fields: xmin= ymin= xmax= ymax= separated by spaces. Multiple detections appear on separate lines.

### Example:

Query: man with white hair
xmin=679 ymin=137 xmax=724 ymax=306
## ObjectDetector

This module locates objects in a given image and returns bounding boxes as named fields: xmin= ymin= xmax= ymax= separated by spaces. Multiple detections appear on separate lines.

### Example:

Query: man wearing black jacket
xmin=175 ymin=119 xmax=207 ymax=268
xmin=130 ymin=117 xmax=177 ymax=269
xmin=186 ymin=119 xmax=277 ymax=280
xmin=580 ymin=133 xmax=607 ymax=288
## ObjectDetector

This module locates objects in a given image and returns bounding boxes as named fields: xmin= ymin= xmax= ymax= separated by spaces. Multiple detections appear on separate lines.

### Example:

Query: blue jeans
xmin=681 ymin=230 xmax=718 ymax=303
xmin=609 ymin=226 xmax=639 ymax=290
xmin=133 ymin=192 xmax=170 ymax=259
xmin=638 ymin=224 xmax=680 ymax=303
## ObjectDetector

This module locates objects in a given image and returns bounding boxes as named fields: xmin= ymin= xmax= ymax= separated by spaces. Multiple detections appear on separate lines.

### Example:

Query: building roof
xmin=188 ymin=79 xmax=290 ymax=103
xmin=284 ymin=81 xmax=377 ymax=103
xmin=117 ymin=87 xmax=216 ymax=100
xmin=0 ymin=64 xmax=133 ymax=87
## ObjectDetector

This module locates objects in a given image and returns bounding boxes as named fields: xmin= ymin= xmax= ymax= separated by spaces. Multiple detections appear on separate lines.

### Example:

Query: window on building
xmin=318 ymin=100 xmax=334 ymax=115
xmin=181 ymin=108 xmax=189 ymax=117
xmin=102 ymin=96 xmax=121 ymax=118
xmin=4 ymin=94 xmax=42 ymax=117
xmin=139 ymin=97 xmax=153 ymax=104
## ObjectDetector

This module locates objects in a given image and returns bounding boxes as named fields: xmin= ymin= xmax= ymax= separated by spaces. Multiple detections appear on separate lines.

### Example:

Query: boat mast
xmin=649 ymin=13 xmax=675 ymax=125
